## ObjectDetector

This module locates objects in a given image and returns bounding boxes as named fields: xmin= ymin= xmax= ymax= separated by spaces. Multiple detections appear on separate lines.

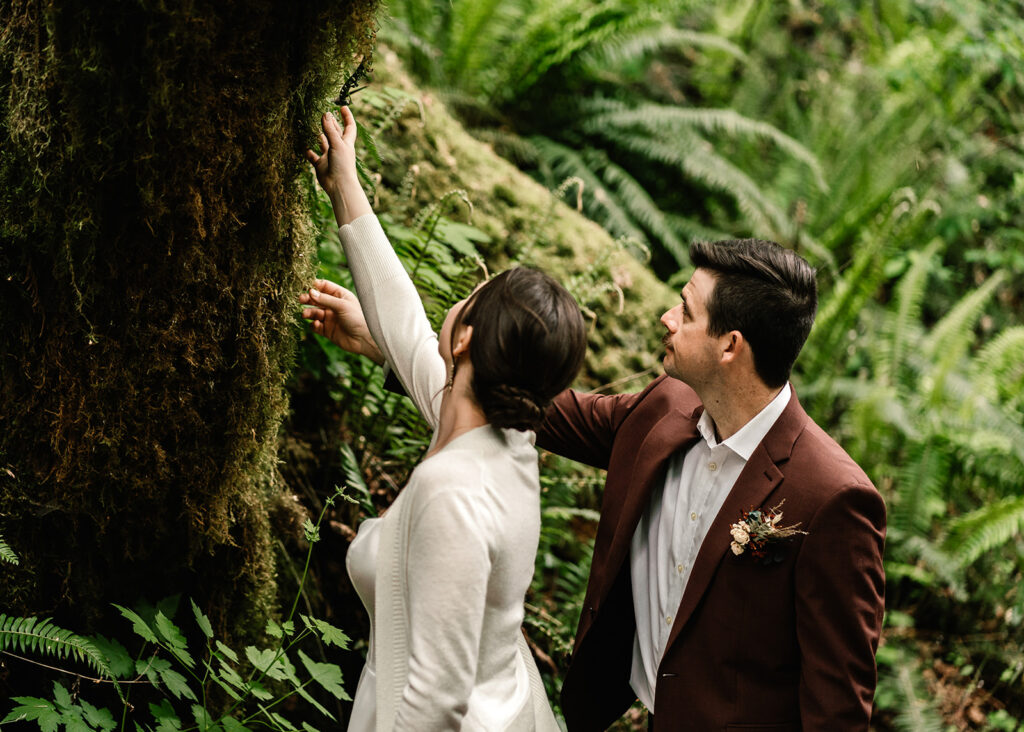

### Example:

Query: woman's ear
xmin=452 ymin=324 xmax=474 ymax=359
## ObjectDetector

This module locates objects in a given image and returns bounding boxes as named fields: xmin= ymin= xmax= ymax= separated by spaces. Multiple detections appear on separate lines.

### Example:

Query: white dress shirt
xmin=629 ymin=383 xmax=792 ymax=712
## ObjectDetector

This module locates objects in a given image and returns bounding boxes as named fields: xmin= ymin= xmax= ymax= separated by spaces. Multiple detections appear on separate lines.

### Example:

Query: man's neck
xmin=698 ymin=381 xmax=784 ymax=443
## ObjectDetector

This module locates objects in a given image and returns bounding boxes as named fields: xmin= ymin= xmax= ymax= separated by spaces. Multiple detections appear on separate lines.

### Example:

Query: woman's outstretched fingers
xmin=340 ymin=106 xmax=357 ymax=143
xmin=323 ymin=112 xmax=345 ymax=148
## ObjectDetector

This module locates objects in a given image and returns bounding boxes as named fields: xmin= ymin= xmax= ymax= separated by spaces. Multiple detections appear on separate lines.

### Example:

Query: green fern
xmin=970 ymin=325 xmax=1024 ymax=403
xmin=529 ymin=136 xmax=650 ymax=247
xmin=881 ymin=238 xmax=942 ymax=386
xmin=580 ymin=25 xmax=747 ymax=69
xmin=943 ymin=495 xmax=1024 ymax=569
xmin=0 ymin=615 xmax=112 ymax=679
xmin=880 ymin=649 xmax=946 ymax=732
xmin=921 ymin=270 xmax=1007 ymax=402
xmin=582 ymin=100 xmax=827 ymax=192
xmin=0 ymin=530 xmax=18 ymax=565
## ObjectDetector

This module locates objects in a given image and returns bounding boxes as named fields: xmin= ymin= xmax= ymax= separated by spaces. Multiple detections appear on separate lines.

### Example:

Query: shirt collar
xmin=695 ymin=382 xmax=792 ymax=461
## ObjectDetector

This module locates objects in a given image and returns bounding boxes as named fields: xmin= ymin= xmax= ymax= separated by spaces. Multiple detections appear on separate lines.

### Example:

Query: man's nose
xmin=661 ymin=308 xmax=678 ymax=332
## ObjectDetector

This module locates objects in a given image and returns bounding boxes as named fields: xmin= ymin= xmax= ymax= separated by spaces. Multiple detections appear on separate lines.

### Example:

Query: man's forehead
xmin=683 ymin=268 xmax=715 ymax=301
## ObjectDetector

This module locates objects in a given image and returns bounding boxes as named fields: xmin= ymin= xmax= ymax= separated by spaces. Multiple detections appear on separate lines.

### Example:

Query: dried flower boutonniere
xmin=729 ymin=500 xmax=807 ymax=564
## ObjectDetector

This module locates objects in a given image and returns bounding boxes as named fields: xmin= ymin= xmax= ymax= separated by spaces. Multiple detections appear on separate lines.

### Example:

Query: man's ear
xmin=719 ymin=330 xmax=745 ymax=365
xmin=452 ymin=324 xmax=474 ymax=359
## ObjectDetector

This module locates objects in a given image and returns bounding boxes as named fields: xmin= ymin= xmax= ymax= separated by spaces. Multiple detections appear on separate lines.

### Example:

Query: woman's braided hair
xmin=453 ymin=267 xmax=587 ymax=431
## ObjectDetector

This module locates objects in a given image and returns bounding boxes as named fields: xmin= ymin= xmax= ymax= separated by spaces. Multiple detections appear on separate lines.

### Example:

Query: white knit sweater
xmin=340 ymin=214 xmax=558 ymax=731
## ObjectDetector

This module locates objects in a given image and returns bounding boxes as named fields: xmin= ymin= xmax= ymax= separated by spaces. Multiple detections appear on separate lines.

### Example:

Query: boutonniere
xmin=729 ymin=500 xmax=807 ymax=564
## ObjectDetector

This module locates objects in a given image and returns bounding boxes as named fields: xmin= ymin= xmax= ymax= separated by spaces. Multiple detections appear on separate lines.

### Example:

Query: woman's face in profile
xmin=438 ymin=281 xmax=487 ymax=365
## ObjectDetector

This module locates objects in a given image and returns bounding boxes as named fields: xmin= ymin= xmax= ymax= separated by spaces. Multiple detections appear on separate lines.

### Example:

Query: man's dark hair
xmin=689 ymin=238 xmax=817 ymax=388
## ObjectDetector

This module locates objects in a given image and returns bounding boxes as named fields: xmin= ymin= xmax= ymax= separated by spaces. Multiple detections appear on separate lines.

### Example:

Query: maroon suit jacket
xmin=537 ymin=375 xmax=886 ymax=731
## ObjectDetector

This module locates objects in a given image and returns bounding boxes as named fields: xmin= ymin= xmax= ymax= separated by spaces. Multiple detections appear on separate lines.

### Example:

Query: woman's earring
xmin=444 ymin=363 xmax=457 ymax=391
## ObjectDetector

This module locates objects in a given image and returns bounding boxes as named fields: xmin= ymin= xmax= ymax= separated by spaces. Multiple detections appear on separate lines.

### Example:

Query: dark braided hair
xmin=453 ymin=267 xmax=587 ymax=431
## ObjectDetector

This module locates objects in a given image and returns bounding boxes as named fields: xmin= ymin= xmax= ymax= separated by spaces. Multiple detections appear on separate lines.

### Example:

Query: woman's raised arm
xmin=303 ymin=108 xmax=446 ymax=427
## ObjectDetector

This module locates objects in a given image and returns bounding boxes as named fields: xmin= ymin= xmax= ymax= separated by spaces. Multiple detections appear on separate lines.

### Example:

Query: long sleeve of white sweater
xmin=339 ymin=213 xmax=446 ymax=430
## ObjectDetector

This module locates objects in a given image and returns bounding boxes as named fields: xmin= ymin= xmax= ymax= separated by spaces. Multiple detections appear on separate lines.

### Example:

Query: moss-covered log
xmin=0 ymin=0 xmax=377 ymax=636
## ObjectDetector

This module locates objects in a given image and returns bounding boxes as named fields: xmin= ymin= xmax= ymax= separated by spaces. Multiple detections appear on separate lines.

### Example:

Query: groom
xmin=536 ymin=238 xmax=886 ymax=730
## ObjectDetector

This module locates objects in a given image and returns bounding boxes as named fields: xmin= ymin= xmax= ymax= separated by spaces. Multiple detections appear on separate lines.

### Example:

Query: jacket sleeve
xmin=394 ymin=487 xmax=493 ymax=730
xmin=794 ymin=483 xmax=886 ymax=730
xmin=536 ymin=384 xmax=652 ymax=469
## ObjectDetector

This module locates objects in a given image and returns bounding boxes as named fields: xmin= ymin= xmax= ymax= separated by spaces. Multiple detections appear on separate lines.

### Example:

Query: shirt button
xmin=677 ymin=563 xmax=684 ymax=573
xmin=690 ymin=511 xmax=697 ymax=521
xmin=708 ymin=461 xmax=718 ymax=471
xmin=666 ymin=615 xmax=673 ymax=625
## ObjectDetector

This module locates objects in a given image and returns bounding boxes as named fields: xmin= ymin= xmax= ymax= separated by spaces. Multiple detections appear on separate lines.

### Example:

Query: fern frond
xmin=969 ymin=325 xmax=1024 ymax=401
xmin=583 ymin=149 xmax=689 ymax=267
xmin=663 ymin=212 xmax=731 ymax=245
xmin=582 ymin=25 xmax=747 ymax=69
xmin=601 ymin=128 xmax=786 ymax=240
xmin=582 ymin=100 xmax=827 ymax=192
xmin=0 ymin=530 xmax=18 ymax=565
xmin=0 ymin=615 xmax=112 ymax=679
xmin=895 ymin=536 xmax=967 ymax=601
xmin=921 ymin=270 xmax=1007 ymax=400
xmin=490 ymin=0 xmax=662 ymax=103
xmin=800 ymin=231 xmax=888 ymax=382
xmin=890 ymin=438 xmax=952 ymax=539
xmin=881 ymin=648 xmax=946 ymax=732
xmin=943 ymin=495 xmax=1024 ymax=568
xmin=529 ymin=136 xmax=649 ymax=246
xmin=882 ymin=239 xmax=942 ymax=386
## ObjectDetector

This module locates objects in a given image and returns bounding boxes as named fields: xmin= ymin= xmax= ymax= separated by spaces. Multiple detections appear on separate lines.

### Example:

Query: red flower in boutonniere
xmin=729 ymin=499 xmax=807 ymax=564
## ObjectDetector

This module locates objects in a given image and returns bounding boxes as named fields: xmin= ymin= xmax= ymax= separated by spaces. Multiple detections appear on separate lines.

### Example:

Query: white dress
xmin=340 ymin=214 xmax=559 ymax=731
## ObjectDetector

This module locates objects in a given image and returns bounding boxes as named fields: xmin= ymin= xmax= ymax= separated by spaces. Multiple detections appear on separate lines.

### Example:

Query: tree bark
xmin=0 ymin=0 xmax=377 ymax=638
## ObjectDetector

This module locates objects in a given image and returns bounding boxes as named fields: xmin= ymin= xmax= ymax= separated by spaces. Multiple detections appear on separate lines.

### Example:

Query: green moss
xmin=0 ymin=0 xmax=379 ymax=639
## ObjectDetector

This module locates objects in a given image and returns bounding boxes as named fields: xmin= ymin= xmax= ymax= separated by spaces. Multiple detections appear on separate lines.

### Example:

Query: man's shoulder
xmin=630 ymin=374 xmax=702 ymax=415
xmin=788 ymin=409 xmax=874 ymax=493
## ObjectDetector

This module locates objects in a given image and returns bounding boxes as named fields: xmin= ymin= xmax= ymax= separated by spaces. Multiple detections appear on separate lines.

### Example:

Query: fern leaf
xmin=0 ymin=615 xmax=112 ymax=679
xmin=529 ymin=136 xmax=650 ymax=246
xmin=881 ymin=649 xmax=946 ymax=732
xmin=582 ymin=25 xmax=747 ymax=68
xmin=921 ymin=270 xmax=1007 ymax=401
xmin=943 ymin=495 xmax=1024 ymax=568
xmin=970 ymin=325 xmax=1024 ymax=401
xmin=582 ymin=149 xmax=689 ymax=266
xmin=582 ymin=100 xmax=827 ymax=192
xmin=890 ymin=438 xmax=951 ymax=539
xmin=0 ymin=530 xmax=18 ymax=565
xmin=884 ymin=239 xmax=942 ymax=385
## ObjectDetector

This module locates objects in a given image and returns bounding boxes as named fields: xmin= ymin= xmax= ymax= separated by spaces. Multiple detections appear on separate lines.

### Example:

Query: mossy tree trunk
xmin=0 ymin=0 xmax=376 ymax=637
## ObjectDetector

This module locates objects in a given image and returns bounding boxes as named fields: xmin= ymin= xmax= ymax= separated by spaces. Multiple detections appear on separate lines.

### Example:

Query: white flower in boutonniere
xmin=730 ymin=524 xmax=750 ymax=544
xmin=728 ymin=499 xmax=807 ymax=564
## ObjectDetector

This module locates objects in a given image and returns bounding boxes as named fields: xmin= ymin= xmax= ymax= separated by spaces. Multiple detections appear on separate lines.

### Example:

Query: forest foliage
xmin=3 ymin=0 xmax=1023 ymax=730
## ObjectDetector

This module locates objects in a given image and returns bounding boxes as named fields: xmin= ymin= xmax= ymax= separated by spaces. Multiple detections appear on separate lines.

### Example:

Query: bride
xmin=300 ymin=107 xmax=586 ymax=730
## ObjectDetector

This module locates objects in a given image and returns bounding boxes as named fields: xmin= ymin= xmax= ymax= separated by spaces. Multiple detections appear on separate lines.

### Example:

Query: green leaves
xmin=0 ymin=597 xmax=353 ymax=732
xmin=3 ymin=696 xmax=61 ymax=732
xmin=2 ymin=683 xmax=116 ymax=732
xmin=298 ymin=650 xmax=351 ymax=702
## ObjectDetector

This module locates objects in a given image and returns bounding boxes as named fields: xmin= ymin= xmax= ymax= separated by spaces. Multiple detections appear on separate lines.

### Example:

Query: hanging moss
xmin=0 ymin=0 xmax=378 ymax=638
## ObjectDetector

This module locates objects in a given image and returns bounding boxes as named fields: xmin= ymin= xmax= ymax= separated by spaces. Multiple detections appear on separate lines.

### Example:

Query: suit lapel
xmin=594 ymin=407 xmax=701 ymax=604
xmin=663 ymin=389 xmax=809 ymax=653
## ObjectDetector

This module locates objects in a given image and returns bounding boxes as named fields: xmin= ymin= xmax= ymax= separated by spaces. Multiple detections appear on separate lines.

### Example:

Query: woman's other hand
xmin=300 ymin=278 xmax=385 ymax=365
xmin=305 ymin=106 xmax=372 ymax=226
